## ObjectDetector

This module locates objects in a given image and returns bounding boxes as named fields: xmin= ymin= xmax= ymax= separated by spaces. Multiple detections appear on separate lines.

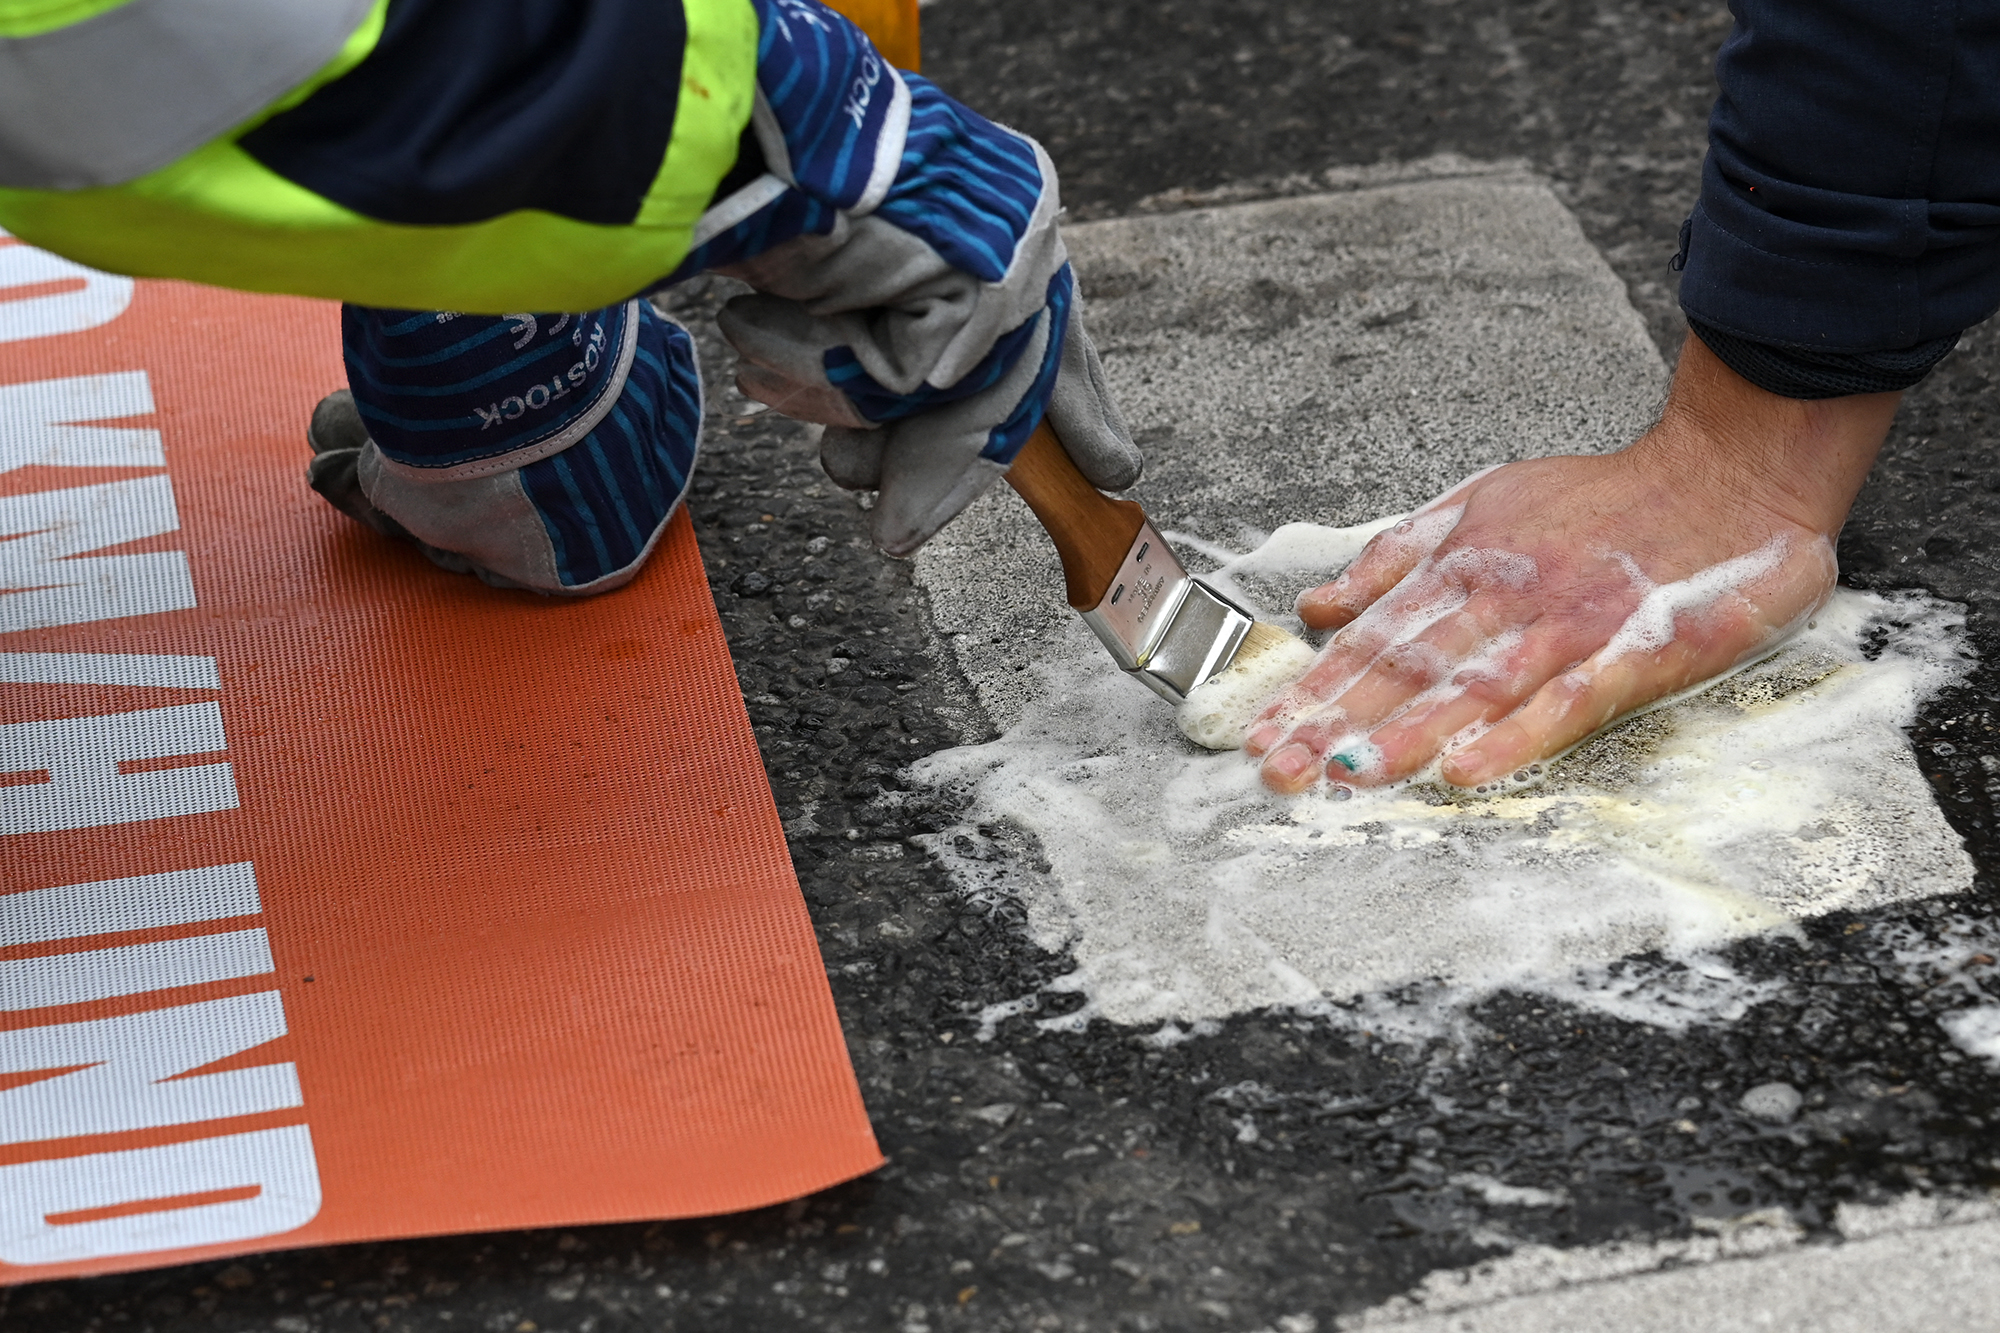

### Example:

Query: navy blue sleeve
xmin=1678 ymin=0 xmax=2000 ymax=369
xmin=240 ymin=0 xmax=687 ymax=228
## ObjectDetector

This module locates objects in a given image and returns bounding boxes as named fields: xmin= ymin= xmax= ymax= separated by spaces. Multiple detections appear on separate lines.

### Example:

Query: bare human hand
xmin=1243 ymin=336 xmax=1902 ymax=794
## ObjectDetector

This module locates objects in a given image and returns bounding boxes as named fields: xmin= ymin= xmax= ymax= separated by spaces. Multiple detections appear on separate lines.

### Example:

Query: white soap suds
xmin=909 ymin=519 xmax=1975 ymax=1034
xmin=1436 ymin=544 xmax=1539 ymax=593
xmin=1449 ymin=1174 xmax=1570 ymax=1209
xmin=1176 ymin=627 xmax=1318 ymax=749
xmin=970 ymin=994 xmax=1042 ymax=1042
xmin=1941 ymin=1006 xmax=2000 ymax=1068
xmin=1602 ymin=536 xmax=1794 ymax=662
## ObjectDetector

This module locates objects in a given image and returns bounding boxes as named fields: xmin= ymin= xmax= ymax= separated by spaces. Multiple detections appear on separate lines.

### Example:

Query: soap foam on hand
xmin=908 ymin=518 xmax=1975 ymax=1040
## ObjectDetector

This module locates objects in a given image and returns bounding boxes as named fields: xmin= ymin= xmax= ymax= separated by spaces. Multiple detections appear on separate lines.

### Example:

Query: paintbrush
xmin=1003 ymin=421 xmax=1316 ymax=748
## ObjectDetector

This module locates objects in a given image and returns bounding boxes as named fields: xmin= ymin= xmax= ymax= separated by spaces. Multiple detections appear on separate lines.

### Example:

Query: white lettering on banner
xmin=0 ymin=863 xmax=261 ymax=946
xmin=0 ymin=1125 xmax=321 ymax=1265
xmin=0 ymin=372 xmax=162 ymax=473
xmin=0 ymin=930 xmax=275 ymax=1012
xmin=0 ymin=991 xmax=301 ymax=1145
xmin=0 ymin=475 xmax=195 ymax=632
xmin=0 ymin=651 xmax=219 ymax=689
xmin=0 ymin=702 xmax=238 ymax=835
xmin=0 ymin=239 xmax=322 ymax=1267
xmin=0 ymin=237 xmax=134 ymax=344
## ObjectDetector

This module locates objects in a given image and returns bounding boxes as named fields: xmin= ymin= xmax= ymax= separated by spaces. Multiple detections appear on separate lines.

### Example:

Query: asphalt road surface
xmin=10 ymin=2 xmax=2000 ymax=1330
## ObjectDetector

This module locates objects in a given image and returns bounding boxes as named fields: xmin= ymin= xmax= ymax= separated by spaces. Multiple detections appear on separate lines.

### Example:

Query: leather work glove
xmin=679 ymin=0 xmax=1141 ymax=555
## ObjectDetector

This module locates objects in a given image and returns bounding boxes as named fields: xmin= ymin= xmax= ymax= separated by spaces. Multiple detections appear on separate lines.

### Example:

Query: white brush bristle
xmin=1175 ymin=622 xmax=1316 ymax=750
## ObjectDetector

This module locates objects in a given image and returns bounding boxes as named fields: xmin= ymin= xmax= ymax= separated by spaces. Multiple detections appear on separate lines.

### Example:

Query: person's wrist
xmin=1624 ymin=334 xmax=1898 ymax=538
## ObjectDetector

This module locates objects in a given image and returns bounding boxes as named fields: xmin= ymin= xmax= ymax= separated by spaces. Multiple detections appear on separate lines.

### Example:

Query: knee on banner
xmin=328 ymin=303 xmax=704 ymax=597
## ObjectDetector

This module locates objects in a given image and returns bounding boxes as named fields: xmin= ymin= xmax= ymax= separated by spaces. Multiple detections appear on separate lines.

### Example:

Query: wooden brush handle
xmin=1004 ymin=421 xmax=1149 ymax=611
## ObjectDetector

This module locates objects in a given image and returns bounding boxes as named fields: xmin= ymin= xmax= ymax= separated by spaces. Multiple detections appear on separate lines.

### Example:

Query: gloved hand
xmin=680 ymin=0 xmax=1141 ymax=555
xmin=811 ymin=292 xmax=1138 ymax=555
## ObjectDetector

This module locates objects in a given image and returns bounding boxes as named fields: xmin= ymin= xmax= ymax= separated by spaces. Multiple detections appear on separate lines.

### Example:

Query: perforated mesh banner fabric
xmin=0 ymin=251 xmax=882 ymax=1283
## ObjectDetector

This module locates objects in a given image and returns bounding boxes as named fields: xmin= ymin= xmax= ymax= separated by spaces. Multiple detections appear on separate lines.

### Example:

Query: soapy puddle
xmin=909 ymin=520 xmax=1977 ymax=1037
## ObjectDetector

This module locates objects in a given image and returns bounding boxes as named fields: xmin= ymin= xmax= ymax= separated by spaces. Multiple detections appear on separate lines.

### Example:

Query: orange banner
xmin=0 ymin=250 xmax=881 ymax=1282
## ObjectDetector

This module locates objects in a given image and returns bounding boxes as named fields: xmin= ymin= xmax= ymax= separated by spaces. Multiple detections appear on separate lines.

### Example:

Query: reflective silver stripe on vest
xmin=0 ymin=0 xmax=376 ymax=190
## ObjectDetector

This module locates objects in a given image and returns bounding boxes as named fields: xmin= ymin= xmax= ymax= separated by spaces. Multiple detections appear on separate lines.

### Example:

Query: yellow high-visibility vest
xmin=0 ymin=0 xmax=760 ymax=313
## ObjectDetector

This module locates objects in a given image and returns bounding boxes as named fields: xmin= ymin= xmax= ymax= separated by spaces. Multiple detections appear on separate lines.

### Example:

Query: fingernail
xmin=1244 ymin=725 xmax=1282 ymax=755
xmin=1442 ymin=748 xmax=1485 ymax=784
xmin=1297 ymin=580 xmax=1348 ymax=612
xmin=1265 ymin=743 xmax=1316 ymax=782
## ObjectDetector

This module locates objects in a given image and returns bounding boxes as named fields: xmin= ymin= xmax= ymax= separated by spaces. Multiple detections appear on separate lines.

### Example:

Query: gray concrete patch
xmin=918 ymin=171 xmax=1667 ymax=732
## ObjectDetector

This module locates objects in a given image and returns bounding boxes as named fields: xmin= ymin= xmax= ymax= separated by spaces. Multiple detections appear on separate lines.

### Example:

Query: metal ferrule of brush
xmin=1079 ymin=522 xmax=1256 ymax=704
